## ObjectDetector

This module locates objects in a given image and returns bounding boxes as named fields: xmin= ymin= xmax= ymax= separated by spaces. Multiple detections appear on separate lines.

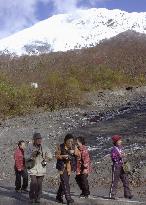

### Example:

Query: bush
xmin=93 ymin=67 xmax=128 ymax=89
xmin=0 ymin=79 xmax=35 ymax=118
xmin=0 ymin=65 xmax=146 ymax=118
xmin=1 ymin=45 xmax=146 ymax=118
xmin=35 ymin=71 xmax=81 ymax=111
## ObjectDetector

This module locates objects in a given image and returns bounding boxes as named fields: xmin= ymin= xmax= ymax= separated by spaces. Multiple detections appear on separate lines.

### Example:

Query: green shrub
xmin=0 ymin=80 xmax=35 ymax=118
xmin=136 ymin=74 xmax=146 ymax=85
xmin=0 ymin=63 xmax=146 ymax=118
xmin=35 ymin=71 xmax=81 ymax=111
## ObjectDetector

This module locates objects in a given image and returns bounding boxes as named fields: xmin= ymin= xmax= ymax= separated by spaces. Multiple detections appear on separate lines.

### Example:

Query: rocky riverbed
xmin=0 ymin=86 xmax=146 ymax=202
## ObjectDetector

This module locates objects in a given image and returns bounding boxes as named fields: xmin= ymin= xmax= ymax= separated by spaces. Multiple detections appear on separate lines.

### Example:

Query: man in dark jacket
xmin=55 ymin=134 xmax=79 ymax=205
xmin=14 ymin=140 xmax=28 ymax=192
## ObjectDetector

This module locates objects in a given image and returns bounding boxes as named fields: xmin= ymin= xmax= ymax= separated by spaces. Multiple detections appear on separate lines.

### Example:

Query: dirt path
xmin=0 ymin=186 xmax=145 ymax=205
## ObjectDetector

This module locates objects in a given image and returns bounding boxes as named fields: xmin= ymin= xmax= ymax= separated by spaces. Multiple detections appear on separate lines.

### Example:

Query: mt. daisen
xmin=0 ymin=8 xmax=146 ymax=56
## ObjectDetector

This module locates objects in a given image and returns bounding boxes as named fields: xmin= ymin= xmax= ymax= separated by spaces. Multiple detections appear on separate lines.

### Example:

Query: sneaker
xmin=21 ymin=188 xmax=29 ymax=193
xmin=109 ymin=196 xmax=116 ymax=200
xmin=79 ymin=194 xmax=90 ymax=199
xmin=85 ymin=195 xmax=90 ymax=199
xmin=15 ymin=188 xmax=21 ymax=193
xmin=35 ymin=198 xmax=40 ymax=203
xmin=67 ymin=198 xmax=74 ymax=205
xmin=79 ymin=193 xmax=85 ymax=198
xmin=29 ymin=199 xmax=35 ymax=204
xmin=124 ymin=195 xmax=133 ymax=199
xmin=56 ymin=197 xmax=63 ymax=203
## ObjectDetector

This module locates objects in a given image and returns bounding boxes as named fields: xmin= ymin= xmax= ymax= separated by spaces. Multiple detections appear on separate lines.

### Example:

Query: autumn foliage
xmin=0 ymin=31 xmax=146 ymax=118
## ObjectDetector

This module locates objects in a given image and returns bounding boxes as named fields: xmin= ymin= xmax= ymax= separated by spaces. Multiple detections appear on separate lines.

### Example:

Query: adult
xmin=55 ymin=133 xmax=78 ymax=205
xmin=109 ymin=135 xmax=133 ymax=200
xmin=75 ymin=136 xmax=91 ymax=198
xmin=25 ymin=133 xmax=52 ymax=203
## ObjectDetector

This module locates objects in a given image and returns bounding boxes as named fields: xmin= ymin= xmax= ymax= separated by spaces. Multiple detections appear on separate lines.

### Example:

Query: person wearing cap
xmin=25 ymin=133 xmax=52 ymax=203
xmin=109 ymin=135 xmax=132 ymax=200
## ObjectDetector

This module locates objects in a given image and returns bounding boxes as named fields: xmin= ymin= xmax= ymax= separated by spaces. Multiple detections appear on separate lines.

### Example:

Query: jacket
xmin=111 ymin=145 xmax=124 ymax=166
xmin=76 ymin=145 xmax=91 ymax=175
xmin=14 ymin=147 xmax=25 ymax=171
xmin=25 ymin=142 xmax=52 ymax=176
xmin=55 ymin=143 xmax=79 ymax=175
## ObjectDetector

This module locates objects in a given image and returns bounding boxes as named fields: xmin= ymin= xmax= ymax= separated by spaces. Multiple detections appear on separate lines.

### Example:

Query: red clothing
xmin=14 ymin=147 xmax=25 ymax=171
xmin=76 ymin=145 xmax=91 ymax=175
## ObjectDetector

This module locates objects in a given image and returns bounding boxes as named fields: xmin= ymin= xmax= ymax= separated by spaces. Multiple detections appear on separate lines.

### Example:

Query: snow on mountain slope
xmin=0 ymin=8 xmax=146 ymax=55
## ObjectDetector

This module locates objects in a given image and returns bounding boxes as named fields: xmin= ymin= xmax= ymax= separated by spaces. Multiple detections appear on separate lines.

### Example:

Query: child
xmin=14 ymin=140 xmax=28 ymax=192
xmin=75 ymin=136 xmax=91 ymax=198
xmin=109 ymin=135 xmax=133 ymax=200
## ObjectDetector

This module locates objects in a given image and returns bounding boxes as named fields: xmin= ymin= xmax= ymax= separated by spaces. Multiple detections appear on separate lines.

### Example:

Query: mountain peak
xmin=0 ymin=8 xmax=146 ymax=56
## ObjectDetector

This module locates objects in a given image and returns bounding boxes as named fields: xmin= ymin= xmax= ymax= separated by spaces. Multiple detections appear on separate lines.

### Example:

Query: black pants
xmin=56 ymin=170 xmax=72 ymax=201
xmin=109 ymin=164 xmax=132 ymax=198
xmin=75 ymin=174 xmax=90 ymax=196
xmin=29 ymin=175 xmax=44 ymax=200
xmin=15 ymin=169 xmax=28 ymax=190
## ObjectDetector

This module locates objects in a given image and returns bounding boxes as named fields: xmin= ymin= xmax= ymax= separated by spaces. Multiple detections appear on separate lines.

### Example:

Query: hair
xmin=113 ymin=142 xmax=117 ymax=146
xmin=33 ymin=132 xmax=42 ymax=140
xmin=64 ymin=133 xmax=74 ymax=143
xmin=76 ymin=136 xmax=86 ymax=145
xmin=18 ymin=140 xmax=25 ymax=147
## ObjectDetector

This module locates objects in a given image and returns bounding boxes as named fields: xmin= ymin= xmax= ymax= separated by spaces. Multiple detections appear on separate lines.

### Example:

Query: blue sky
xmin=37 ymin=0 xmax=146 ymax=20
xmin=0 ymin=0 xmax=146 ymax=39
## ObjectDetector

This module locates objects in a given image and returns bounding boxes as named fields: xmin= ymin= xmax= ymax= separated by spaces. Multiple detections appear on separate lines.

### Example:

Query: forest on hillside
xmin=0 ymin=31 xmax=146 ymax=118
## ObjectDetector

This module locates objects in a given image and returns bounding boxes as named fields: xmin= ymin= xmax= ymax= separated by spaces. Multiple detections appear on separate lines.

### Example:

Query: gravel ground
xmin=0 ymin=86 xmax=146 ymax=202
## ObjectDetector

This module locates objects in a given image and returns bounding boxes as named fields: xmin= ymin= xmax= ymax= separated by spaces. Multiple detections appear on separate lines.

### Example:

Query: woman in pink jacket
xmin=14 ymin=140 xmax=28 ymax=192
xmin=75 ymin=136 xmax=91 ymax=198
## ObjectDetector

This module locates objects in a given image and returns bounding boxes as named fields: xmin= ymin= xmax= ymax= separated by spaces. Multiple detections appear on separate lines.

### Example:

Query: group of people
xmin=14 ymin=132 xmax=133 ymax=204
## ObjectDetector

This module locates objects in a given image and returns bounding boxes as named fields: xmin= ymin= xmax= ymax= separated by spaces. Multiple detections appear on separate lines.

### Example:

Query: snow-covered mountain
xmin=0 ymin=8 xmax=146 ymax=56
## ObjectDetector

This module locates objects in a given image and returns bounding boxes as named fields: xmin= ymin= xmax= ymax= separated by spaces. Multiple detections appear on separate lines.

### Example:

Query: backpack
xmin=123 ymin=161 xmax=131 ymax=174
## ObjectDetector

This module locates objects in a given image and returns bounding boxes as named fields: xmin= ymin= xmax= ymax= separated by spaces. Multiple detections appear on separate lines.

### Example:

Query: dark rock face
xmin=126 ymin=87 xmax=133 ymax=91
xmin=24 ymin=41 xmax=53 ymax=54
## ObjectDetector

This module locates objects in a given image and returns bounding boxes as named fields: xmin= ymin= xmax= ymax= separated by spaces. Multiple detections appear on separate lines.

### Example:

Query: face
xmin=76 ymin=139 xmax=82 ymax=147
xmin=35 ymin=138 xmax=42 ymax=145
xmin=65 ymin=138 xmax=74 ymax=149
xmin=116 ymin=139 xmax=122 ymax=146
xmin=20 ymin=142 xmax=26 ymax=150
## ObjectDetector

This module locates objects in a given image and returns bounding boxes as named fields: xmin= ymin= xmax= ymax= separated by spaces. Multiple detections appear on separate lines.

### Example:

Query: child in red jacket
xmin=75 ymin=136 xmax=91 ymax=198
xmin=14 ymin=140 xmax=28 ymax=192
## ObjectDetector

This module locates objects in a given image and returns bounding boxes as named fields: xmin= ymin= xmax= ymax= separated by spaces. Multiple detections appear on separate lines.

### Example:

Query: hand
xmin=32 ymin=150 xmax=40 ymax=158
xmin=69 ymin=150 xmax=75 ymax=155
xmin=121 ymin=152 xmax=126 ymax=157
xmin=62 ymin=155 xmax=69 ymax=159
xmin=82 ymin=169 xmax=88 ymax=174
